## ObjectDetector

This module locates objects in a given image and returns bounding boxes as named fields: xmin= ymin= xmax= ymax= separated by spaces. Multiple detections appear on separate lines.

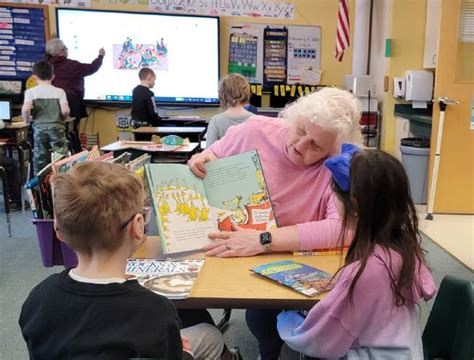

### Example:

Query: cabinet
xmin=423 ymin=0 xmax=441 ymax=68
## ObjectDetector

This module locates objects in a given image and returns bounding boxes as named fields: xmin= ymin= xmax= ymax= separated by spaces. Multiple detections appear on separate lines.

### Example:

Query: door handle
xmin=432 ymin=54 xmax=436 ymax=65
xmin=438 ymin=96 xmax=460 ymax=105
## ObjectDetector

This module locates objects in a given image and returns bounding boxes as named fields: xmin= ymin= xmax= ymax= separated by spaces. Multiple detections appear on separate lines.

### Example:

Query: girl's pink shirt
xmin=208 ymin=116 xmax=347 ymax=250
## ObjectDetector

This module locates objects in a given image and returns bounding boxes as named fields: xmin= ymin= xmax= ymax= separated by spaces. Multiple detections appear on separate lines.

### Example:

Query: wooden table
xmin=133 ymin=126 xmax=207 ymax=143
xmin=133 ymin=236 xmax=344 ymax=310
xmin=0 ymin=121 xmax=29 ymax=144
xmin=101 ymin=141 xmax=200 ymax=163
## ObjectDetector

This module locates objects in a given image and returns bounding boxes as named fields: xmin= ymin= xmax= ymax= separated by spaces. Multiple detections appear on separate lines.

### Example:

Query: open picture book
xmin=145 ymin=150 xmax=277 ymax=255
xmin=126 ymin=259 xmax=204 ymax=299
xmin=251 ymin=260 xmax=335 ymax=297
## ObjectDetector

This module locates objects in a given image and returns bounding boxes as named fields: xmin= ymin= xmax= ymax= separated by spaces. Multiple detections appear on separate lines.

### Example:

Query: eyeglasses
xmin=119 ymin=206 xmax=152 ymax=230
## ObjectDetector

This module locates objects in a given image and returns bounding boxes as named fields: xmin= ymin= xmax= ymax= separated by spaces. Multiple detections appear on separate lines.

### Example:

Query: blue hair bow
xmin=324 ymin=143 xmax=360 ymax=192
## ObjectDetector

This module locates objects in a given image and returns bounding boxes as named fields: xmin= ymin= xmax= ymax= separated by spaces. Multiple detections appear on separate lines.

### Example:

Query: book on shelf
xmin=145 ymin=150 xmax=277 ymax=255
xmin=126 ymin=258 xmax=204 ymax=299
xmin=25 ymin=176 xmax=41 ymax=219
xmin=52 ymin=150 xmax=89 ymax=174
xmin=37 ymin=163 xmax=53 ymax=219
xmin=251 ymin=260 xmax=335 ymax=297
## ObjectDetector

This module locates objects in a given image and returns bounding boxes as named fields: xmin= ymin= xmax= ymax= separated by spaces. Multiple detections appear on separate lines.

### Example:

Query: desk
xmin=133 ymin=126 xmax=207 ymax=143
xmin=164 ymin=117 xmax=209 ymax=128
xmin=101 ymin=141 xmax=200 ymax=163
xmin=0 ymin=122 xmax=32 ymax=212
xmin=0 ymin=121 xmax=29 ymax=144
xmin=133 ymin=236 xmax=344 ymax=310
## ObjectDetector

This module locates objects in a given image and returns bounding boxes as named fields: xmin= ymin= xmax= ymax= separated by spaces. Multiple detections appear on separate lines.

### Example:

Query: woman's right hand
xmin=188 ymin=151 xmax=217 ymax=178
xmin=99 ymin=48 xmax=105 ymax=57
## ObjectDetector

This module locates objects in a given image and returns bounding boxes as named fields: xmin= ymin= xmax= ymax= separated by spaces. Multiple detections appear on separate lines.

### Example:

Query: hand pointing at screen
xmin=99 ymin=48 xmax=105 ymax=57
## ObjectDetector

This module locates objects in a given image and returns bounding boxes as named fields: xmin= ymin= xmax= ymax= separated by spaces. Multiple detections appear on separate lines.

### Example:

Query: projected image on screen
xmin=114 ymin=37 xmax=168 ymax=71
xmin=56 ymin=9 xmax=219 ymax=105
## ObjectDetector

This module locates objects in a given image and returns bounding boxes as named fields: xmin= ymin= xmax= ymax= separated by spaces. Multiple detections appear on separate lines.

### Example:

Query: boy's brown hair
xmin=33 ymin=60 xmax=54 ymax=81
xmin=138 ymin=67 xmax=155 ymax=80
xmin=218 ymin=73 xmax=251 ymax=108
xmin=52 ymin=162 xmax=144 ymax=256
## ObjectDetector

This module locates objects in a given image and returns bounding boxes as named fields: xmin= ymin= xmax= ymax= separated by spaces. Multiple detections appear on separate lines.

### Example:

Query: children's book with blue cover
xmin=145 ymin=150 xmax=277 ymax=255
xmin=251 ymin=260 xmax=334 ymax=297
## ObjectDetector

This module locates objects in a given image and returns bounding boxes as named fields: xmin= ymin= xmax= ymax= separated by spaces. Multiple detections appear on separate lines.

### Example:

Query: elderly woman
xmin=45 ymin=38 xmax=105 ymax=151
xmin=189 ymin=87 xmax=362 ymax=359
xmin=190 ymin=87 xmax=361 ymax=255
xmin=205 ymin=73 xmax=254 ymax=147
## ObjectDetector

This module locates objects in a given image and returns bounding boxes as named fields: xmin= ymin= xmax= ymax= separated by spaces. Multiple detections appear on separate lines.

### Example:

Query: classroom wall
xmin=46 ymin=0 xmax=355 ymax=146
xmin=380 ymin=0 xmax=427 ymax=153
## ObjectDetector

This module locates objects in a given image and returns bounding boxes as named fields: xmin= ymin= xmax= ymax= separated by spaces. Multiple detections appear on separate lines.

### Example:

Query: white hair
xmin=280 ymin=87 xmax=363 ymax=146
xmin=46 ymin=38 xmax=66 ymax=57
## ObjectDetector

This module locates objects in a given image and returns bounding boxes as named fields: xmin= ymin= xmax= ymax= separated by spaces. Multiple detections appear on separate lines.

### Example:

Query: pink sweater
xmin=277 ymin=245 xmax=436 ymax=359
xmin=208 ymin=116 xmax=344 ymax=250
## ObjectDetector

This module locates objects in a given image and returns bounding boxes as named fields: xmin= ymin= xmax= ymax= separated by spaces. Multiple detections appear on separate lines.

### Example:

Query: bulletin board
xmin=229 ymin=23 xmax=321 ymax=89
xmin=0 ymin=2 xmax=49 ymax=96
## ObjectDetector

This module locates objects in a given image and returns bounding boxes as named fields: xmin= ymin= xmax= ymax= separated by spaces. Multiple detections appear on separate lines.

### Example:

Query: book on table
xmin=126 ymin=258 xmax=204 ymax=299
xmin=145 ymin=150 xmax=277 ymax=255
xmin=251 ymin=260 xmax=335 ymax=297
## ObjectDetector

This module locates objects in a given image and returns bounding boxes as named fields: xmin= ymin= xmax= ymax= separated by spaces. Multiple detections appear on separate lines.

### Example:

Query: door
xmin=428 ymin=0 xmax=474 ymax=213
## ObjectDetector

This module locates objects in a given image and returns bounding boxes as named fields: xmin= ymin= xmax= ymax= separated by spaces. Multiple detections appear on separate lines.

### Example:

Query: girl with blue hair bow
xmin=277 ymin=145 xmax=436 ymax=359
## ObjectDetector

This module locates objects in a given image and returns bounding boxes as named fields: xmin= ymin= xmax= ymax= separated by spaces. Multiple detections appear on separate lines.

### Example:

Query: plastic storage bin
xmin=400 ymin=137 xmax=430 ymax=204
xmin=32 ymin=219 xmax=78 ymax=268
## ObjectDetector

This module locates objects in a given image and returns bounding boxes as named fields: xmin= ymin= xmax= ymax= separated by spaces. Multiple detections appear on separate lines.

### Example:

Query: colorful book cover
xmin=126 ymin=259 xmax=204 ymax=300
xmin=251 ymin=260 xmax=334 ymax=297
xmin=52 ymin=150 xmax=89 ymax=174
xmin=145 ymin=150 xmax=277 ymax=255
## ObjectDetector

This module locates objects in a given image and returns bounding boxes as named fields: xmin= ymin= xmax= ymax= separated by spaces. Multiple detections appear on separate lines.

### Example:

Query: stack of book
xmin=26 ymin=146 xmax=151 ymax=219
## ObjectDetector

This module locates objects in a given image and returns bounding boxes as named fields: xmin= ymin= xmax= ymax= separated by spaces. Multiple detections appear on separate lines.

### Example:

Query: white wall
xmin=369 ymin=0 xmax=390 ymax=101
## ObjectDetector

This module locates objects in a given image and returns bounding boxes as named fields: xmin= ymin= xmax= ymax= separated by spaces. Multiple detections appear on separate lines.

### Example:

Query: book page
xmin=145 ymin=164 xmax=221 ymax=254
xmin=203 ymin=150 xmax=277 ymax=231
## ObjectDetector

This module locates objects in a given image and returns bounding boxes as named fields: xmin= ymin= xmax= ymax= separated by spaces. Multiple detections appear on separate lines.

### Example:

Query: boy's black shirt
xmin=131 ymin=85 xmax=161 ymax=126
xmin=19 ymin=270 xmax=183 ymax=360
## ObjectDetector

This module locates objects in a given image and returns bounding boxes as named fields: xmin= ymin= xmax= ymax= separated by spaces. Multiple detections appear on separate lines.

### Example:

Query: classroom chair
xmin=422 ymin=275 xmax=474 ymax=360
xmin=0 ymin=165 xmax=12 ymax=237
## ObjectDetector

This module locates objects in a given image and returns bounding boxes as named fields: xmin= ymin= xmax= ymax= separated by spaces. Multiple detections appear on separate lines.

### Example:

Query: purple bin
xmin=32 ymin=219 xmax=78 ymax=268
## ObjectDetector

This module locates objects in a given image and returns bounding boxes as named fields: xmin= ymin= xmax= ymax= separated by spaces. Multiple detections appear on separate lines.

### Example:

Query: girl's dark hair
xmin=334 ymin=150 xmax=426 ymax=306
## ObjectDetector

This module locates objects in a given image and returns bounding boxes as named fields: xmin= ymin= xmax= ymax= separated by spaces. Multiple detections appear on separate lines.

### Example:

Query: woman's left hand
xmin=203 ymin=224 xmax=265 ymax=257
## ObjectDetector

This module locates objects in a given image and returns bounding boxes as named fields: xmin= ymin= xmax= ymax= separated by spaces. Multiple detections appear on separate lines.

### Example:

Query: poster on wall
xmin=228 ymin=24 xmax=262 ymax=83
xmin=0 ymin=6 xmax=46 ymax=78
xmin=263 ymin=26 xmax=288 ymax=90
xmin=287 ymin=26 xmax=320 ymax=85
xmin=149 ymin=0 xmax=295 ymax=19
xmin=228 ymin=24 xmax=321 ymax=87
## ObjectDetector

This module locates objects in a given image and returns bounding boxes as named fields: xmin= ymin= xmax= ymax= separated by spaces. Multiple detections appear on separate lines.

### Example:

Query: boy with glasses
xmin=19 ymin=162 xmax=230 ymax=359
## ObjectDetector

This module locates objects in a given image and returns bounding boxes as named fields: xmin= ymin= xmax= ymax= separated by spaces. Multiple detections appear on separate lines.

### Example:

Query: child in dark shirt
xmin=19 ymin=162 xmax=229 ymax=359
xmin=131 ymin=67 xmax=172 ymax=127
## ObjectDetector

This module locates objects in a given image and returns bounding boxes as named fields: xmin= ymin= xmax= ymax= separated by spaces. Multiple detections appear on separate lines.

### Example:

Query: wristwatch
xmin=259 ymin=231 xmax=272 ymax=252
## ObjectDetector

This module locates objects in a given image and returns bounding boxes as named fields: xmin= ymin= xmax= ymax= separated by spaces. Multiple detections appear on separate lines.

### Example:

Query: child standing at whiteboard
xmin=277 ymin=145 xmax=436 ymax=359
xmin=131 ymin=67 xmax=172 ymax=128
xmin=22 ymin=61 xmax=70 ymax=175
xmin=205 ymin=73 xmax=254 ymax=147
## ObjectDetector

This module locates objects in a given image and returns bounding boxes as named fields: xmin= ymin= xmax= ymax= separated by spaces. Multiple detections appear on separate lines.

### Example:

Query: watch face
xmin=260 ymin=232 xmax=272 ymax=245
